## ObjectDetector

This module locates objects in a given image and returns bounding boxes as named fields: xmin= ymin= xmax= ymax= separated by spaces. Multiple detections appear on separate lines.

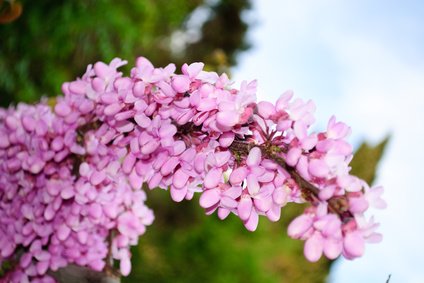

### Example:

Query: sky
xmin=232 ymin=1 xmax=424 ymax=282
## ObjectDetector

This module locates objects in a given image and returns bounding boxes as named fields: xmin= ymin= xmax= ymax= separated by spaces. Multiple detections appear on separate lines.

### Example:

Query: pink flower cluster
xmin=0 ymin=57 xmax=385 ymax=281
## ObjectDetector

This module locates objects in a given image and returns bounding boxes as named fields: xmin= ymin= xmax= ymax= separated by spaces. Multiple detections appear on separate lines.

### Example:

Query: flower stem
xmin=229 ymin=140 xmax=351 ymax=218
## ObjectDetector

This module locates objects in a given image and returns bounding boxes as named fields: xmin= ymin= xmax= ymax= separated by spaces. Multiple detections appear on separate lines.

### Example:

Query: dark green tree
xmin=0 ymin=0 xmax=250 ymax=106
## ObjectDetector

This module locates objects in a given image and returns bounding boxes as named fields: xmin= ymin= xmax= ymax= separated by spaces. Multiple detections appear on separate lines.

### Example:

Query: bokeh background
xmin=1 ymin=0 xmax=422 ymax=282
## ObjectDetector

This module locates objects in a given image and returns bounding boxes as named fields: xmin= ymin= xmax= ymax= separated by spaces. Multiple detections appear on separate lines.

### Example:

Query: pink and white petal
xmin=57 ymin=224 xmax=71 ymax=241
xmin=120 ymin=256 xmax=132 ymax=276
xmin=246 ymin=174 xmax=260 ymax=195
xmin=237 ymin=197 xmax=253 ymax=221
xmin=221 ymin=196 xmax=238 ymax=208
xmin=272 ymin=187 xmax=289 ymax=206
xmin=219 ymin=132 xmax=235 ymax=147
xmin=288 ymin=214 xmax=313 ymax=239
xmin=216 ymin=111 xmax=239 ymax=128
xmin=172 ymin=75 xmax=191 ymax=93
xmin=293 ymin=121 xmax=307 ymax=139
xmin=159 ymin=124 xmax=177 ymax=139
xmin=276 ymin=120 xmax=292 ymax=132
xmin=205 ymin=203 xmax=219 ymax=215
xmin=224 ymin=185 xmax=243 ymax=199
xmin=286 ymin=147 xmax=302 ymax=167
xmin=309 ymin=159 xmax=330 ymax=178
xmin=304 ymin=233 xmax=324 ymax=262
xmin=249 ymin=165 xmax=265 ymax=177
xmin=93 ymin=61 xmax=110 ymax=78
xmin=301 ymin=134 xmax=318 ymax=151
xmin=366 ymin=232 xmax=382 ymax=243
xmin=183 ymin=62 xmax=204 ymax=78
xmin=173 ymin=169 xmax=190 ymax=189
xmin=257 ymin=101 xmax=276 ymax=119
xmin=204 ymin=168 xmax=222 ymax=189
xmin=133 ymin=81 xmax=146 ymax=97
xmin=255 ymin=183 xmax=273 ymax=198
xmin=253 ymin=196 xmax=272 ymax=212
xmin=323 ymin=238 xmax=343 ymax=260
xmin=170 ymin=186 xmax=188 ymax=202
xmin=172 ymin=141 xmax=186 ymax=156
xmin=214 ymin=151 xmax=231 ymax=167
xmin=218 ymin=208 xmax=231 ymax=220
xmin=296 ymin=156 xmax=311 ymax=180
xmin=141 ymin=140 xmax=159 ymax=155
xmin=243 ymin=210 xmax=259 ymax=232
xmin=318 ymin=186 xmax=336 ymax=201
xmin=229 ymin=167 xmax=248 ymax=185
xmin=197 ymin=98 xmax=217 ymax=112
xmin=148 ymin=172 xmax=162 ymax=189
xmin=266 ymin=205 xmax=281 ymax=222
xmin=246 ymin=147 xmax=261 ymax=167
xmin=348 ymin=196 xmax=369 ymax=214
xmin=122 ymin=153 xmax=136 ymax=174
xmin=134 ymin=113 xmax=151 ymax=128
xmin=276 ymin=90 xmax=294 ymax=112
xmin=199 ymin=188 xmax=221 ymax=208
xmin=343 ymin=231 xmax=365 ymax=258
xmin=161 ymin=157 xmax=180 ymax=176
xmin=321 ymin=217 xmax=342 ymax=238
xmin=257 ymin=171 xmax=275 ymax=183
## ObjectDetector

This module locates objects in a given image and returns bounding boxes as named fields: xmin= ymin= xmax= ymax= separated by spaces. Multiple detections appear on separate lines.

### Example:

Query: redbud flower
xmin=0 ymin=56 xmax=385 ymax=281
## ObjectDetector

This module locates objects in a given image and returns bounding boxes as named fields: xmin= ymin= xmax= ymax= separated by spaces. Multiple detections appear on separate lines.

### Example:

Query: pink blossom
xmin=0 ymin=56 xmax=385 ymax=281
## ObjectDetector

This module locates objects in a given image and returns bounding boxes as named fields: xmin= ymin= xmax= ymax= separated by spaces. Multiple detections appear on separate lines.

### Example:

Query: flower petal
xmin=237 ymin=197 xmax=252 ymax=221
xmin=204 ymin=168 xmax=222 ymax=189
xmin=199 ymin=188 xmax=221 ymax=208
xmin=217 ymin=111 xmax=239 ymax=127
xmin=304 ymin=233 xmax=324 ymax=262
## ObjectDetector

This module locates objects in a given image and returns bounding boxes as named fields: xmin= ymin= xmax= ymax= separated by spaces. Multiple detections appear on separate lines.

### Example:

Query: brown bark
xmin=49 ymin=265 xmax=120 ymax=283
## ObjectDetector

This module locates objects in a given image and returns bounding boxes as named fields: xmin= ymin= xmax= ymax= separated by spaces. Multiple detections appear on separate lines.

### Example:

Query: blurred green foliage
xmin=0 ymin=0 xmax=250 ymax=106
xmin=124 ymin=190 xmax=329 ymax=283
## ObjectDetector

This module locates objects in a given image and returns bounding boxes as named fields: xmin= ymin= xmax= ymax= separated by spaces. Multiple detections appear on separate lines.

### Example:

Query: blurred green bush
xmin=0 ymin=0 xmax=250 ymax=106
xmin=125 ymin=191 xmax=329 ymax=283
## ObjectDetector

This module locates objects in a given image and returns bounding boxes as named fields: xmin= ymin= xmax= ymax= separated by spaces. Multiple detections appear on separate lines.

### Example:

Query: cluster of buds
xmin=0 ymin=57 xmax=385 ymax=282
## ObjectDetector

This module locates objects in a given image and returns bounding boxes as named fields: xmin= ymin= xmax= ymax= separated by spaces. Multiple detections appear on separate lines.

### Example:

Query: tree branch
xmin=49 ymin=264 xmax=120 ymax=283
xmin=229 ymin=140 xmax=351 ymax=218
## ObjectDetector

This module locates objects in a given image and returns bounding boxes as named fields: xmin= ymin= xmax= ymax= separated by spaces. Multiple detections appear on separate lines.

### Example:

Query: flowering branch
xmin=0 ymin=57 xmax=386 ymax=282
xmin=230 ymin=141 xmax=309 ymax=205
xmin=174 ymin=121 xmax=351 ymax=218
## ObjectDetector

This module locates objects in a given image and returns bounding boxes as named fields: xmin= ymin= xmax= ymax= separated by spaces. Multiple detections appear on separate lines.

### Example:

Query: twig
xmin=229 ymin=140 xmax=351 ymax=218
